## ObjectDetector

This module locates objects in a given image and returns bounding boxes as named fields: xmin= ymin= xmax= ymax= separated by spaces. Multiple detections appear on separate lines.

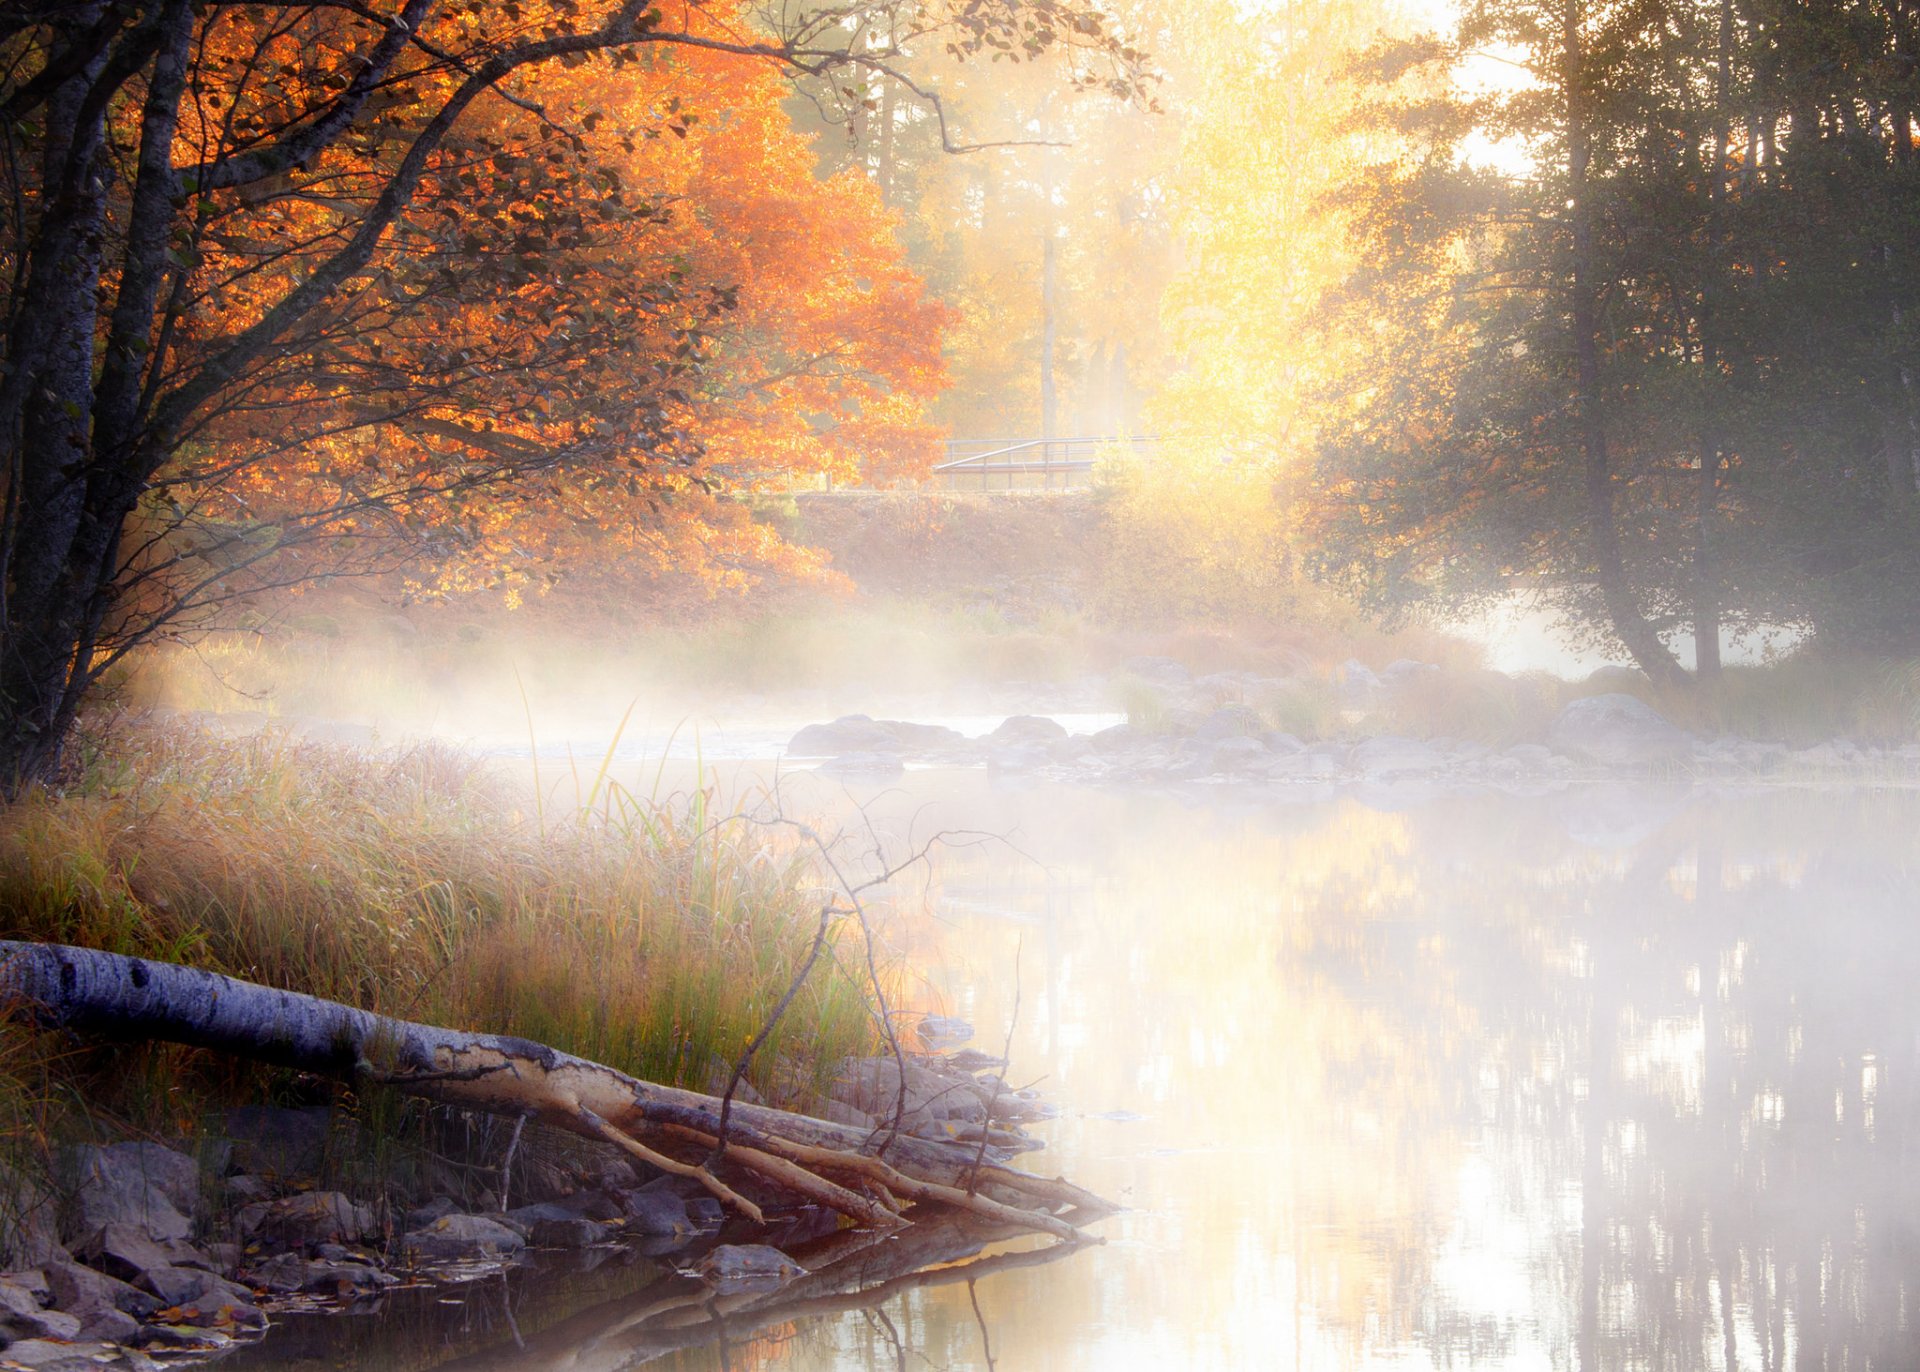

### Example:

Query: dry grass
xmin=0 ymin=719 xmax=879 ymax=1140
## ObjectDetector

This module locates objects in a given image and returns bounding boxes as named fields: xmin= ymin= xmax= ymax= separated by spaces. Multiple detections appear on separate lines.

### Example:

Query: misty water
xmin=234 ymin=764 xmax=1920 ymax=1371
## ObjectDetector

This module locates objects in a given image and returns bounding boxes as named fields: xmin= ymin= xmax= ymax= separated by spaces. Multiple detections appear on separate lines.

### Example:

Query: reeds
xmin=0 ymin=718 xmax=878 ymax=1139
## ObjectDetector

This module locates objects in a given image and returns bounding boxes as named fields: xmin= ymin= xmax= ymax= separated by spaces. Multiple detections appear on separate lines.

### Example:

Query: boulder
xmin=234 ymin=1192 xmax=374 ymax=1250
xmin=0 ymin=1339 xmax=123 ymax=1371
xmin=0 ymin=1167 xmax=63 ymax=1269
xmin=528 ymin=1218 xmax=608 ymax=1249
xmin=1547 ymin=694 xmax=1693 ymax=766
xmin=400 ymin=1214 xmax=525 ymax=1261
xmin=693 ymin=1244 xmax=805 ymax=1293
xmin=787 ymin=716 xmax=901 ymax=757
xmin=220 ymin=1106 xmax=335 ymax=1181
xmin=1349 ymin=736 xmax=1447 ymax=780
xmin=914 ymin=1015 xmax=973 ymax=1049
xmin=1337 ymin=659 xmax=1382 ymax=695
xmin=1192 ymin=704 xmax=1266 ymax=741
xmin=43 ymin=1258 xmax=150 ymax=1342
xmin=987 ymin=715 xmax=1069 ymax=745
xmin=1380 ymin=658 xmax=1440 ymax=685
xmin=0 ymin=1278 xmax=81 ymax=1343
xmin=621 ymin=1185 xmax=692 ymax=1237
xmin=881 ymin=721 xmax=969 ymax=753
xmin=58 ymin=1145 xmax=197 ymax=1244
xmin=133 ymin=1265 xmax=256 ymax=1316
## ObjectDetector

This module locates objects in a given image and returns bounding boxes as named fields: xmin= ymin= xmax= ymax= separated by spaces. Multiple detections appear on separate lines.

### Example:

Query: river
xmin=231 ymin=765 xmax=1920 ymax=1370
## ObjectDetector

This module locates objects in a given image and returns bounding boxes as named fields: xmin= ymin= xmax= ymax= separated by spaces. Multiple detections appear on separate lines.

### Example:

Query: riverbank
xmin=0 ymin=722 xmax=922 ymax=1366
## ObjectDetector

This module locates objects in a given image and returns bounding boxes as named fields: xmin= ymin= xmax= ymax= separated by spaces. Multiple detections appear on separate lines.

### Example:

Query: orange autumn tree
xmin=0 ymin=0 xmax=1147 ymax=783
xmin=180 ymin=8 xmax=955 ymax=610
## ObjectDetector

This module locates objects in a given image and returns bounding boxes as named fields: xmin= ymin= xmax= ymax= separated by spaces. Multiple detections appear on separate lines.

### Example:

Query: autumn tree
xmin=0 ymin=0 xmax=1146 ymax=786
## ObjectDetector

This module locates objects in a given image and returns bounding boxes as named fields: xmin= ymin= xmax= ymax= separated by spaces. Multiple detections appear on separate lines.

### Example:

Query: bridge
xmin=933 ymin=436 xmax=1161 ymax=489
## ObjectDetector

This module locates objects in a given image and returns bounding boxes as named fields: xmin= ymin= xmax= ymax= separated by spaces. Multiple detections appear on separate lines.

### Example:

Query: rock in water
xmin=692 ymin=1244 xmax=805 ymax=1293
xmin=1547 ymin=693 xmax=1694 ymax=766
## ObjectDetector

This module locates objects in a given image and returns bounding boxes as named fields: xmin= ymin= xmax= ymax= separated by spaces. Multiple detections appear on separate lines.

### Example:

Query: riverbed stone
xmin=528 ymin=1217 xmax=608 ymax=1249
xmin=220 ymin=1107 xmax=335 ymax=1182
xmin=0 ymin=1339 xmax=127 ymax=1371
xmin=988 ymin=714 xmax=1068 ymax=745
xmin=400 ymin=1214 xmax=525 ymax=1260
xmin=0 ymin=1279 xmax=80 ymax=1343
xmin=73 ymin=1222 xmax=181 ymax=1288
xmin=788 ymin=716 xmax=901 ymax=757
xmin=235 ymin=1192 xmax=374 ymax=1250
xmin=1193 ymin=704 xmax=1265 ymax=741
xmin=46 ymin=1256 xmax=159 ymax=1326
xmin=1350 ymin=736 xmax=1447 ymax=780
xmin=693 ymin=1244 xmax=805 ymax=1292
xmin=58 ymin=1145 xmax=196 ymax=1245
xmin=1547 ymin=693 xmax=1693 ymax=766
xmin=623 ymin=1183 xmax=692 ymax=1236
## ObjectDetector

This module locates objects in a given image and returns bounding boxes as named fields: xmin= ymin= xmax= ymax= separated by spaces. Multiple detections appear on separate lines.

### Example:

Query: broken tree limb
xmin=0 ymin=941 xmax=1114 ymax=1237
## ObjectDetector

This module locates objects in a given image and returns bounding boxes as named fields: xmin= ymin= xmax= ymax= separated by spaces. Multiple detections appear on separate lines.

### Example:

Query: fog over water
xmin=239 ymin=761 xmax=1920 ymax=1370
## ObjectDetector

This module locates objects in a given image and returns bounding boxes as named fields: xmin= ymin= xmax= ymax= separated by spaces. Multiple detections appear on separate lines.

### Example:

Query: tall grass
xmin=0 ymin=719 xmax=879 ymax=1141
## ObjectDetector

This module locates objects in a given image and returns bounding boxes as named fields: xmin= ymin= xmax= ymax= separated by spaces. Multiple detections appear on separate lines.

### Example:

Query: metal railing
xmin=933 ymin=436 xmax=1161 ymax=489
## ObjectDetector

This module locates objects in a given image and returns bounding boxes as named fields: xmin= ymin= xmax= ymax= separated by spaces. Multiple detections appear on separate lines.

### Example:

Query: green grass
xmin=0 ymin=718 xmax=881 ymax=1147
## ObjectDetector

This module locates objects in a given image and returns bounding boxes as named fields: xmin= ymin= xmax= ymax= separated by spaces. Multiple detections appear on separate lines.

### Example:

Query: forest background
xmin=6 ymin=0 xmax=1920 ymax=780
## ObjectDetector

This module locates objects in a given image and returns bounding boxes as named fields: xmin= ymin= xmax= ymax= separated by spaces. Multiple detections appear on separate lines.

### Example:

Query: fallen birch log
xmin=0 ymin=942 xmax=1111 ymax=1238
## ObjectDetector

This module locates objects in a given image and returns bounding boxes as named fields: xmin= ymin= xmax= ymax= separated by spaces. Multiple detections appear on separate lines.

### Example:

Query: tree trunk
xmin=1561 ymin=0 xmax=1691 ymax=690
xmin=0 ymin=941 xmax=1110 ymax=1238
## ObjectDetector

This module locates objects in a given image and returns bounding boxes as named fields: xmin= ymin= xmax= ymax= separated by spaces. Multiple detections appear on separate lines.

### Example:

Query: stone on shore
xmin=1547 ymin=693 xmax=1693 ymax=766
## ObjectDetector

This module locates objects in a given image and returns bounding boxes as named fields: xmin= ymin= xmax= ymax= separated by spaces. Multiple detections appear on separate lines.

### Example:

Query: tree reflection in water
xmin=219 ymin=779 xmax=1920 ymax=1370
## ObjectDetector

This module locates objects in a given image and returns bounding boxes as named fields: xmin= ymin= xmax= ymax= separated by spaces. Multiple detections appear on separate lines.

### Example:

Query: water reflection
xmin=244 ymin=777 xmax=1920 ymax=1369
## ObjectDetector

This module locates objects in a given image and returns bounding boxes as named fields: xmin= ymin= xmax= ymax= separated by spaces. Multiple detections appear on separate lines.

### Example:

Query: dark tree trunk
xmin=1562 ymin=0 xmax=1692 ymax=690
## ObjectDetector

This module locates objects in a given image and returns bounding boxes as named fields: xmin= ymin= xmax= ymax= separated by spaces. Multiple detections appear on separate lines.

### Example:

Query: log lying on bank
xmin=0 ymin=942 xmax=1112 ymax=1240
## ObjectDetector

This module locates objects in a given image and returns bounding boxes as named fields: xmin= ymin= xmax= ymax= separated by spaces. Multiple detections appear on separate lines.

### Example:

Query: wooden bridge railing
xmin=933 ymin=436 xmax=1161 ymax=488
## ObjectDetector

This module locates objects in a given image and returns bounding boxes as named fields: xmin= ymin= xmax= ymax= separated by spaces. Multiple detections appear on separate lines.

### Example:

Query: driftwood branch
xmin=0 ymin=942 xmax=1113 ymax=1240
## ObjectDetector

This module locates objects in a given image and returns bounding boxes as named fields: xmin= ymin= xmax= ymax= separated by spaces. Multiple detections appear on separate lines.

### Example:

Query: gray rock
xmin=133 ymin=1265 xmax=253 ymax=1311
xmin=46 ymin=1256 xmax=159 ymax=1325
xmin=1381 ymin=658 xmax=1440 ymax=685
xmin=819 ymin=1099 xmax=875 ymax=1130
xmin=235 ymin=1191 xmax=374 ymax=1250
xmin=1193 ymin=704 xmax=1265 ymax=741
xmin=1337 ymin=659 xmax=1382 ymax=693
xmin=0 ymin=1279 xmax=80 ymax=1343
xmin=240 ymin=1253 xmax=311 ymax=1295
xmin=58 ymin=1145 xmax=197 ymax=1244
xmin=220 ymin=1175 xmax=272 ymax=1204
xmin=403 ymin=1196 xmax=460 ymax=1230
xmin=300 ymin=1260 xmax=397 ymax=1295
xmin=220 ymin=1106 xmax=335 ymax=1181
xmin=1349 ymin=736 xmax=1447 ymax=780
xmin=528 ymin=1218 xmax=608 ymax=1249
xmin=788 ymin=716 xmax=901 ymax=757
xmin=987 ymin=715 xmax=1069 ymax=745
xmin=400 ymin=1214 xmax=526 ymax=1260
xmin=881 ymin=721 xmax=969 ymax=753
xmin=1088 ymin=722 xmax=1143 ymax=753
xmin=0 ymin=1167 xmax=63 ymax=1269
xmin=985 ymin=742 xmax=1050 ymax=774
xmin=915 ymin=1015 xmax=973 ymax=1048
xmin=692 ymin=1244 xmax=805 ymax=1292
xmin=620 ymin=1187 xmax=691 ymax=1237
xmin=0 ymin=1339 xmax=121 ymax=1371
xmin=159 ymin=1290 xmax=266 ymax=1330
xmin=1547 ymin=693 xmax=1693 ymax=766
xmin=72 ymin=1223 xmax=176 ymax=1286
